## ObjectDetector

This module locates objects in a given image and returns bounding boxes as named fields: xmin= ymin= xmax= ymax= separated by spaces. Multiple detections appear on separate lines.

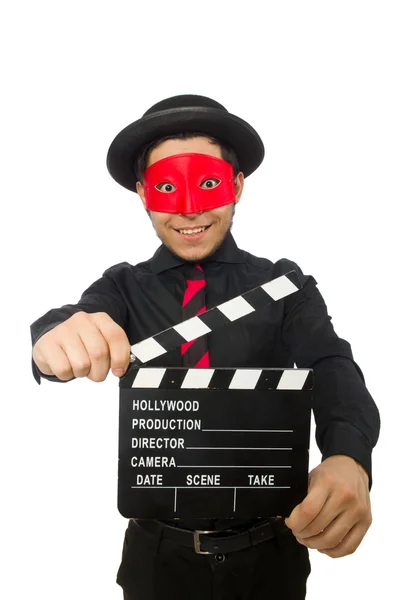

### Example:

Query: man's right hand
xmin=32 ymin=311 xmax=131 ymax=382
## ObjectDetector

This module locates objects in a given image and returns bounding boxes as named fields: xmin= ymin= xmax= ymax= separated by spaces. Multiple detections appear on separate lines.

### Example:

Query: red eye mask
xmin=143 ymin=153 xmax=235 ymax=214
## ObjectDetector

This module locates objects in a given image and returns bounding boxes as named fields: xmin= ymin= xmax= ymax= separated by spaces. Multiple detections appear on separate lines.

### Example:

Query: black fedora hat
xmin=106 ymin=94 xmax=265 ymax=193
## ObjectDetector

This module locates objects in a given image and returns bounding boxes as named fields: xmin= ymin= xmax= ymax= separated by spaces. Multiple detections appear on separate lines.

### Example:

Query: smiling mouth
xmin=174 ymin=225 xmax=211 ymax=235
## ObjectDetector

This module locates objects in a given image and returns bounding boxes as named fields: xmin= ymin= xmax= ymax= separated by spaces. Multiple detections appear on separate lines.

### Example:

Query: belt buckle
xmin=193 ymin=529 xmax=218 ymax=554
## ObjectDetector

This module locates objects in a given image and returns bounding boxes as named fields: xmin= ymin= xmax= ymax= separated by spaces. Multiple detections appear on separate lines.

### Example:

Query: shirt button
xmin=215 ymin=553 xmax=225 ymax=563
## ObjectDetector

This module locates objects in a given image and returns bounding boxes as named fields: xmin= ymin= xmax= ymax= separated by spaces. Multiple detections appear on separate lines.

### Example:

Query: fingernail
xmin=113 ymin=368 xmax=125 ymax=377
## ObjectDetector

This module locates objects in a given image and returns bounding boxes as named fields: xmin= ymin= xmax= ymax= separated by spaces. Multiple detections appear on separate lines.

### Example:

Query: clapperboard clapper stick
xmin=118 ymin=270 xmax=313 ymax=519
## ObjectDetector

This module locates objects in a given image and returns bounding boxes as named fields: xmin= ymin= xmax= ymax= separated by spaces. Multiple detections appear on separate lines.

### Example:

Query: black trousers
xmin=116 ymin=519 xmax=311 ymax=599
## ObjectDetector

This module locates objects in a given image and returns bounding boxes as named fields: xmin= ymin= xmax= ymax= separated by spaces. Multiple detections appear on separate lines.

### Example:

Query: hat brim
xmin=106 ymin=106 xmax=265 ymax=193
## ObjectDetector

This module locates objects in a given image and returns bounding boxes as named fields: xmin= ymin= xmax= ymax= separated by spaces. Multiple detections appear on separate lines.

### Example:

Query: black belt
xmin=131 ymin=518 xmax=290 ymax=555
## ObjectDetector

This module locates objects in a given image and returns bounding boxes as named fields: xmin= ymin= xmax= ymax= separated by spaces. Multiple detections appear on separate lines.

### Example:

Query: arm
xmin=30 ymin=268 xmax=128 ymax=385
xmin=279 ymin=259 xmax=381 ymax=491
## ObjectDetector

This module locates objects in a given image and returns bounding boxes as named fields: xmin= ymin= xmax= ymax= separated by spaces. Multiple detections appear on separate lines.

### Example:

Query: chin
xmin=166 ymin=241 xmax=208 ymax=262
xmin=178 ymin=247 xmax=209 ymax=262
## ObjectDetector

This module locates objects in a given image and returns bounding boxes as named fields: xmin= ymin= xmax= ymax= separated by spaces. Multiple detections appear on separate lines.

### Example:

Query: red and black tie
xmin=181 ymin=264 xmax=210 ymax=368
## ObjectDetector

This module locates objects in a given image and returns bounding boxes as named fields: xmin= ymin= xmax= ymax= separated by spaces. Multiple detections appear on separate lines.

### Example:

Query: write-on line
xmin=176 ymin=465 xmax=292 ymax=468
xmin=201 ymin=429 xmax=294 ymax=433
xmin=185 ymin=447 xmax=293 ymax=450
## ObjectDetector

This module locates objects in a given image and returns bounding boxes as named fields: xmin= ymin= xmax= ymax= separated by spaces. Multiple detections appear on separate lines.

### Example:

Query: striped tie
xmin=180 ymin=264 xmax=210 ymax=368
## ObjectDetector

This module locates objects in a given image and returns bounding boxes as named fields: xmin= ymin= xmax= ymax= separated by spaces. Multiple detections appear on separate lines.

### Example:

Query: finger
xmin=294 ymin=493 xmax=345 ymax=539
xmin=298 ymin=510 xmax=359 ymax=550
xmin=77 ymin=329 xmax=110 ymax=382
xmin=95 ymin=314 xmax=131 ymax=376
xmin=32 ymin=341 xmax=56 ymax=376
xmin=318 ymin=521 xmax=365 ymax=558
xmin=58 ymin=332 xmax=93 ymax=379
xmin=286 ymin=483 xmax=330 ymax=534
xmin=39 ymin=343 xmax=75 ymax=381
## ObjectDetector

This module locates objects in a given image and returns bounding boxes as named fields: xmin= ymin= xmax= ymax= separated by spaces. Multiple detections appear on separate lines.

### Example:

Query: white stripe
xmin=217 ymin=296 xmax=255 ymax=321
xmin=131 ymin=368 xmax=166 ymax=388
xmin=181 ymin=369 xmax=215 ymax=388
xmin=261 ymin=275 xmax=299 ymax=301
xmin=276 ymin=369 xmax=310 ymax=390
xmin=131 ymin=337 xmax=167 ymax=363
xmin=229 ymin=369 xmax=262 ymax=389
xmin=173 ymin=316 xmax=211 ymax=341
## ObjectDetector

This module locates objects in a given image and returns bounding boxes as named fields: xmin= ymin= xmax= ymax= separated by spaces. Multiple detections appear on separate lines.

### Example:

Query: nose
xmin=178 ymin=211 xmax=204 ymax=218
xmin=178 ymin=182 xmax=204 ymax=216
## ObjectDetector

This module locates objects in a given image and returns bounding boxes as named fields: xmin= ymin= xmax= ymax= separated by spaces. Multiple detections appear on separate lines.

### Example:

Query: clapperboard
xmin=118 ymin=270 xmax=313 ymax=519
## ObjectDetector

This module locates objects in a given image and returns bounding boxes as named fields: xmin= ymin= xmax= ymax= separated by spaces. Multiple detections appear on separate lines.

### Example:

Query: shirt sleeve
xmin=278 ymin=259 xmax=381 ymax=491
xmin=30 ymin=269 xmax=128 ymax=386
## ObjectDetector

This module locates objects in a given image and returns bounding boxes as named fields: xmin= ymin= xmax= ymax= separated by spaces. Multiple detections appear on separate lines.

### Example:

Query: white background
xmin=1 ymin=1 xmax=395 ymax=598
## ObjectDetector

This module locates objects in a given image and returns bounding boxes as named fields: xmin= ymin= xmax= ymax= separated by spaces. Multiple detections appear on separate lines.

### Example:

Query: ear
xmin=234 ymin=171 xmax=244 ymax=205
xmin=136 ymin=181 xmax=147 ymax=209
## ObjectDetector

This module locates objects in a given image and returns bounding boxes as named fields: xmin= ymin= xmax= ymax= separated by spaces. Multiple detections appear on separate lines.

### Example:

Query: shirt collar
xmin=151 ymin=231 xmax=246 ymax=274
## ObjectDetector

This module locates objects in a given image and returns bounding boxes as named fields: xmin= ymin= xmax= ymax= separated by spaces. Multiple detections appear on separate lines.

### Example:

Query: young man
xmin=30 ymin=94 xmax=380 ymax=600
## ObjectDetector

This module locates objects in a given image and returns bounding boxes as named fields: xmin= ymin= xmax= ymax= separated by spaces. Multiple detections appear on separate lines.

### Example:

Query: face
xmin=136 ymin=137 xmax=244 ymax=262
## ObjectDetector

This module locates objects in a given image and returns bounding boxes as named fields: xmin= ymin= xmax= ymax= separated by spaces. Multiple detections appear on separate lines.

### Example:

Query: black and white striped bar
xmin=120 ymin=367 xmax=313 ymax=391
xmin=129 ymin=269 xmax=301 ymax=366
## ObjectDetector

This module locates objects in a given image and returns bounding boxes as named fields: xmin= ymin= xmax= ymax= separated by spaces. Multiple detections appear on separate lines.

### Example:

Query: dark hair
xmin=134 ymin=132 xmax=240 ymax=183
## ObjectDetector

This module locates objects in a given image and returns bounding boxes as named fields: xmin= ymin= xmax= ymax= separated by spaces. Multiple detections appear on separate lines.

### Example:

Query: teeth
xmin=179 ymin=227 xmax=206 ymax=235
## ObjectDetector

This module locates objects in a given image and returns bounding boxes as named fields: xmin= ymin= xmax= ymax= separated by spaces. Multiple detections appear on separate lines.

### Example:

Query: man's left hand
xmin=284 ymin=454 xmax=372 ymax=558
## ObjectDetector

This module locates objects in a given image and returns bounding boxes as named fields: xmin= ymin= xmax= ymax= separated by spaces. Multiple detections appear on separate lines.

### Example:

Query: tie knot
xmin=186 ymin=263 xmax=205 ymax=280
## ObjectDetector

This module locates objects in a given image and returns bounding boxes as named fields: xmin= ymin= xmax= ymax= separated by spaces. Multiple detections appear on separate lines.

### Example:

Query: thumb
xmin=113 ymin=367 xmax=127 ymax=376
xmin=113 ymin=354 xmax=131 ymax=376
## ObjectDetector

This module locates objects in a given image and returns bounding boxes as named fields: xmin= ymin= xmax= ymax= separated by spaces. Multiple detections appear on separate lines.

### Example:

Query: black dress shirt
xmin=30 ymin=232 xmax=380 ymax=518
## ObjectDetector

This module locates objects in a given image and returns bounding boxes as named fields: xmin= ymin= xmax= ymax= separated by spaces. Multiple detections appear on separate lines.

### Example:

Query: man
xmin=30 ymin=94 xmax=380 ymax=600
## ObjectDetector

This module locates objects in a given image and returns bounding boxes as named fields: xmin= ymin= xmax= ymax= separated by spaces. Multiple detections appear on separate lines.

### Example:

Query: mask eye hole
xmin=155 ymin=182 xmax=177 ymax=193
xmin=200 ymin=178 xmax=221 ymax=189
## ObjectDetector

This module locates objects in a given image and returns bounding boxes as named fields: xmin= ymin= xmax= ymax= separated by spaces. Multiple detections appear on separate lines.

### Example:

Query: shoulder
xmin=102 ymin=257 xmax=153 ymax=278
xmin=273 ymin=258 xmax=317 ymax=287
xmin=239 ymin=247 xmax=317 ymax=289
